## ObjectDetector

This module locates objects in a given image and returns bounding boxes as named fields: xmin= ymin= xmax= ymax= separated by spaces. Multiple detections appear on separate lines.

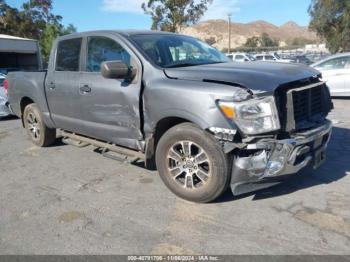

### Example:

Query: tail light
xmin=3 ymin=79 xmax=9 ymax=96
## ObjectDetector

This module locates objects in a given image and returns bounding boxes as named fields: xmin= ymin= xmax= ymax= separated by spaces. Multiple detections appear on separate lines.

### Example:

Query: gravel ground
xmin=0 ymin=99 xmax=349 ymax=255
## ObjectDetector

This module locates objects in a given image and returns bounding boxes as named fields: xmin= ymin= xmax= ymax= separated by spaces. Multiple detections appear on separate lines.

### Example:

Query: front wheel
xmin=23 ymin=103 xmax=56 ymax=147
xmin=156 ymin=123 xmax=231 ymax=203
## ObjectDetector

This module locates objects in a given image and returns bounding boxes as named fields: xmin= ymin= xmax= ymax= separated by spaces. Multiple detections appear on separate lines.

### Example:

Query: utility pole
xmin=228 ymin=13 xmax=232 ymax=54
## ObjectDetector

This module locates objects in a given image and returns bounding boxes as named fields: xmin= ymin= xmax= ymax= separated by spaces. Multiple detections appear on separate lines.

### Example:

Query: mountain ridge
xmin=180 ymin=19 xmax=319 ymax=50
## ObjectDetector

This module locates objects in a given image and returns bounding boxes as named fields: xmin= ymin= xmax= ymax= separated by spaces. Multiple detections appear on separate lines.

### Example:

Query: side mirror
xmin=101 ymin=60 xmax=136 ymax=80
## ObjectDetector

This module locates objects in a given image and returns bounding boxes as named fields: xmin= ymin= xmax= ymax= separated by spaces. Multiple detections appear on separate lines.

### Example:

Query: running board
xmin=58 ymin=130 xmax=145 ymax=163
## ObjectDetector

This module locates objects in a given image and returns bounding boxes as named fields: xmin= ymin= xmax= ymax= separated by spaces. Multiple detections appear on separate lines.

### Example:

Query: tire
xmin=23 ymin=103 xmax=56 ymax=147
xmin=156 ymin=123 xmax=231 ymax=203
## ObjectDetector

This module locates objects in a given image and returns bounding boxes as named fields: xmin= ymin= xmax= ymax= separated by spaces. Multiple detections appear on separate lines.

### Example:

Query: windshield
xmin=130 ymin=34 xmax=230 ymax=68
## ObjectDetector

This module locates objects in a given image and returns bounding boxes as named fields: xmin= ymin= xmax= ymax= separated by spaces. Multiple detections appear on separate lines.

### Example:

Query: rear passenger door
xmin=45 ymin=37 xmax=86 ymax=134
xmin=77 ymin=34 xmax=143 ymax=149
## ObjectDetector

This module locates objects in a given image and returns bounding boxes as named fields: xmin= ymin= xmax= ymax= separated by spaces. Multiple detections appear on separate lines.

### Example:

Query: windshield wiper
xmin=164 ymin=63 xmax=199 ymax=68
xmin=165 ymin=61 xmax=226 ymax=68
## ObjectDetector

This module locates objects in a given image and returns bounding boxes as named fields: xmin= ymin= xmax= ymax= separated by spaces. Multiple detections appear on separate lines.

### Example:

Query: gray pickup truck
xmin=8 ymin=30 xmax=333 ymax=202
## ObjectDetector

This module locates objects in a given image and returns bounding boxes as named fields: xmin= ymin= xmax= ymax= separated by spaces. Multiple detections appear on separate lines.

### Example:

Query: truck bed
xmin=7 ymin=70 xmax=50 ymax=121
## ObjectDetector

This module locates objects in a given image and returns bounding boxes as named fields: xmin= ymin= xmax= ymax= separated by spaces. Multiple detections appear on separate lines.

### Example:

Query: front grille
xmin=277 ymin=79 xmax=333 ymax=132
xmin=292 ymin=84 xmax=324 ymax=123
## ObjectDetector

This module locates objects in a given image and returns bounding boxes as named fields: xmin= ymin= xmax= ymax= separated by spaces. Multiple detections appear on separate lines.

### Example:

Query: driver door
xmin=76 ymin=34 xmax=143 ymax=149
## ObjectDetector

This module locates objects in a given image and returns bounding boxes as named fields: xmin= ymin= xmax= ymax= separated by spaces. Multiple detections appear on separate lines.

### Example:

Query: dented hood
xmin=164 ymin=62 xmax=320 ymax=92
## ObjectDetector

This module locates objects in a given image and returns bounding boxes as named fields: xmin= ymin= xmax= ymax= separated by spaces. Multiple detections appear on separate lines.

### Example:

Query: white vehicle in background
xmin=254 ymin=53 xmax=293 ymax=63
xmin=0 ymin=73 xmax=12 ymax=117
xmin=311 ymin=52 xmax=350 ymax=97
xmin=226 ymin=53 xmax=256 ymax=62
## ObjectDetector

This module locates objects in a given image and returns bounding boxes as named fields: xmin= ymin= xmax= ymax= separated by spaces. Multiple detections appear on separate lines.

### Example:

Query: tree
xmin=309 ymin=0 xmax=350 ymax=53
xmin=243 ymin=33 xmax=279 ymax=48
xmin=204 ymin=36 xmax=216 ymax=46
xmin=141 ymin=0 xmax=212 ymax=32
xmin=259 ymin=33 xmax=279 ymax=47
xmin=40 ymin=23 xmax=76 ymax=63
xmin=0 ymin=0 xmax=77 ymax=63
xmin=244 ymin=36 xmax=260 ymax=48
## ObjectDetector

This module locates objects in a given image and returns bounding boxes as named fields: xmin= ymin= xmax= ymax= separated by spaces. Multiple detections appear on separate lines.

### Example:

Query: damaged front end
xmin=210 ymin=77 xmax=334 ymax=196
xmin=230 ymin=120 xmax=332 ymax=196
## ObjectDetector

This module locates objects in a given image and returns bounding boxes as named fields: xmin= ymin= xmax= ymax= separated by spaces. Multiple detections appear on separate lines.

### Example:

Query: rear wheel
xmin=23 ymin=103 xmax=56 ymax=147
xmin=156 ymin=123 xmax=231 ymax=203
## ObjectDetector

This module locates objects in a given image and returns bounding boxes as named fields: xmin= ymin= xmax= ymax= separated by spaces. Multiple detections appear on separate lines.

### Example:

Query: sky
xmin=7 ymin=0 xmax=313 ymax=32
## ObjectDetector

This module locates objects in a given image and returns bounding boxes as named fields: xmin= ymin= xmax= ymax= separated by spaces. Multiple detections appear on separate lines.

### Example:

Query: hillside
xmin=180 ymin=19 xmax=319 ymax=50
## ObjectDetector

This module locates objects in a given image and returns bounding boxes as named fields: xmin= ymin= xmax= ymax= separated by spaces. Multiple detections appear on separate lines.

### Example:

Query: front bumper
xmin=231 ymin=120 xmax=332 ymax=195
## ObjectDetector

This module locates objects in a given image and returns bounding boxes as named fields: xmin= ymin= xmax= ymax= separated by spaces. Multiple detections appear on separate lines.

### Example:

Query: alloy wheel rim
xmin=167 ymin=141 xmax=211 ymax=189
xmin=27 ymin=112 xmax=40 ymax=140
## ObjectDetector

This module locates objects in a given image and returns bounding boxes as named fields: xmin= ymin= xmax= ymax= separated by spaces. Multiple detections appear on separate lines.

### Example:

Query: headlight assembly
xmin=218 ymin=96 xmax=280 ymax=135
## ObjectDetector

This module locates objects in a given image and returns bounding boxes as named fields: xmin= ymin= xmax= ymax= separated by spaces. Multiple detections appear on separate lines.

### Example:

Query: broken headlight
xmin=219 ymin=96 xmax=280 ymax=135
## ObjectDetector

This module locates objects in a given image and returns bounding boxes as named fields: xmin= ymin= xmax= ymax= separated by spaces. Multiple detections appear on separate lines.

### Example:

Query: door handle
xmin=48 ymin=82 xmax=55 ymax=89
xmin=79 ymin=84 xmax=91 ymax=94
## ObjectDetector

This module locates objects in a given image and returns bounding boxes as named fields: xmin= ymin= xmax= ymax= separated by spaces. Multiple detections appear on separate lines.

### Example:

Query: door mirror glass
xmin=101 ymin=60 xmax=135 ymax=80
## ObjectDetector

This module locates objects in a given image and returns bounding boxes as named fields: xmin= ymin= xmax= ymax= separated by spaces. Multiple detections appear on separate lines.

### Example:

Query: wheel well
xmin=20 ymin=97 xmax=34 ymax=126
xmin=145 ymin=117 xmax=192 ymax=170
xmin=154 ymin=117 xmax=191 ymax=145
xmin=20 ymin=97 xmax=34 ymax=115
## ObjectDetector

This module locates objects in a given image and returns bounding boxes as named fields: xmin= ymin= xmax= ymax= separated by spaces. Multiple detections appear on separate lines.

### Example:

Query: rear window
xmin=56 ymin=38 xmax=82 ymax=72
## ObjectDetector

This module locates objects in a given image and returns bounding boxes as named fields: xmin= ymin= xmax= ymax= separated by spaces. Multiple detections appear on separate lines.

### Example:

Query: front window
xmin=86 ymin=37 xmax=131 ymax=72
xmin=130 ymin=34 xmax=229 ymax=68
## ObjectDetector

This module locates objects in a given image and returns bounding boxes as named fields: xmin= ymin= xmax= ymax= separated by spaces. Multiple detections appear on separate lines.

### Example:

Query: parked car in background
xmin=226 ymin=53 xmax=256 ymax=62
xmin=0 ymin=73 xmax=11 ymax=117
xmin=305 ymin=53 xmax=330 ymax=64
xmin=311 ymin=53 xmax=350 ymax=96
xmin=254 ymin=53 xmax=293 ymax=63
xmin=293 ymin=55 xmax=312 ymax=65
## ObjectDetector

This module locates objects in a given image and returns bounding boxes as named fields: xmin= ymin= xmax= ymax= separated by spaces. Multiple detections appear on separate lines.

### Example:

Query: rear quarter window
xmin=56 ymin=38 xmax=82 ymax=72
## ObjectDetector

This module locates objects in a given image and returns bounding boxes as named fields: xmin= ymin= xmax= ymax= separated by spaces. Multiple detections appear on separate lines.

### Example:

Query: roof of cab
xmin=57 ymin=30 xmax=178 ymax=40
